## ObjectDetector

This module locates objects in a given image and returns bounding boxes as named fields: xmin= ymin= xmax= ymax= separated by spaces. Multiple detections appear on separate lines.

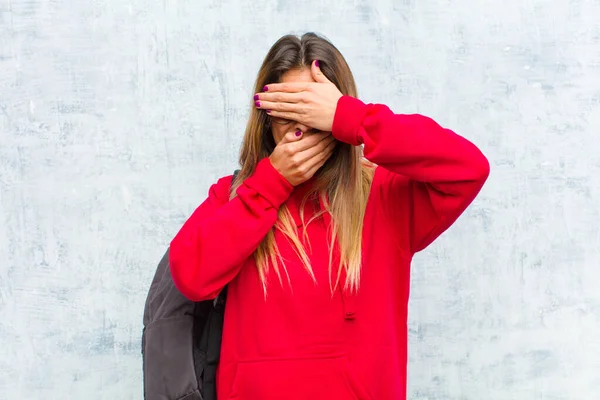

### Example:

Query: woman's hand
xmin=269 ymin=130 xmax=337 ymax=186
xmin=254 ymin=61 xmax=343 ymax=132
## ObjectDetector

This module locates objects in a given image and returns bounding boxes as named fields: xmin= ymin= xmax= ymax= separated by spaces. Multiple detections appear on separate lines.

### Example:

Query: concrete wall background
xmin=1 ymin=0 xmax=599 ymax=399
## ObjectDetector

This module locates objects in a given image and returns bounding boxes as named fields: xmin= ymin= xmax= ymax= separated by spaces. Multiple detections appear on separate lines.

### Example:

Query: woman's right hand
xmin=269 ymin=130 xmax=337 ymax=186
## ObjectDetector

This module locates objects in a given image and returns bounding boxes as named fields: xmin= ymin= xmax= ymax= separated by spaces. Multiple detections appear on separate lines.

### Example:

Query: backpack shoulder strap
xmin=213 ymin=168 xmax=239 ymax=308
xmin=201 ymin=168 xmax=240 ymax=400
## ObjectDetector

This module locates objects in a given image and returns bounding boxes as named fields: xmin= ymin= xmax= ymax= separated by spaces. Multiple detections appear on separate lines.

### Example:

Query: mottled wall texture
xmin=1 ymin=0 xmax=599 ymax=399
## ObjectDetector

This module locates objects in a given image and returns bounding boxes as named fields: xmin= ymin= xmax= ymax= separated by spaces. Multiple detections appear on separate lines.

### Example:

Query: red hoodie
xmin=170 ymin=95 xmax=490 ymax=400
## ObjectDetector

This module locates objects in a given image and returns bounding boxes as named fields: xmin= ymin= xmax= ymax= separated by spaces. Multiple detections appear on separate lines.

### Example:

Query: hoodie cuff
xmin=332 ymin=95 xmax=369 ymax=146
xmin=242 ymin=157 xmax=293 ymax=209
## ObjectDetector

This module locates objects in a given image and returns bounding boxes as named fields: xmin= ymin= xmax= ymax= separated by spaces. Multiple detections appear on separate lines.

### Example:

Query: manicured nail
xmin=266 ymin=110 xmax=271 ymax=114
xmin=295 ymin=130 xmax=302 ymax=137
xmin=255 ymin=101 xmax=260 ymax=107
xmin=315 ymin=60 xmax=320 ymax=67
xmin=263 ymin=85 xmax=268 ymax=92
xmin=253 ymin=94 xmax=259 ymax=100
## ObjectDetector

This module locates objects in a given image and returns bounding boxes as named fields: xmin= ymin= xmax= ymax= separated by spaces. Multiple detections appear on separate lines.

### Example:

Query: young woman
xmin=170 ymin=33 xmax=490 ymax=400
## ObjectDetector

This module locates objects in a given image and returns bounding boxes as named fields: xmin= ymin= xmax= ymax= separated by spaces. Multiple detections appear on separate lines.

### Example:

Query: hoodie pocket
xmin=227 ymin=356 xmax=372 ymax=400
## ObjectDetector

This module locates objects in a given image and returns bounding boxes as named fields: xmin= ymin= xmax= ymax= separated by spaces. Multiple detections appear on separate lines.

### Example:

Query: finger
xmin=262 ymin=82 xmax=311 ymax=93
xmin=255 ymin=92 xmax=305 ymax=104
xmin=295 ymin=135 xmax=335 ymax=162
xmin=304 ymin=140 xmax=337 ymax=176
xmin=265 ymin=110 xmax=303 ymax=123
xmin=256 ymin=100 xmax=300 ymax=113
xmin=311 ymin=60 xmax=330 ymax=84
xmin=290 ymin=131 xmax=331 ymax=153
xmin=280 ymin=129 xmax=328 ymax=147
xmin=279 ymin=129 xmax=304 ymax=145
xmin=318 ymin=138 xmax=338 ymax=161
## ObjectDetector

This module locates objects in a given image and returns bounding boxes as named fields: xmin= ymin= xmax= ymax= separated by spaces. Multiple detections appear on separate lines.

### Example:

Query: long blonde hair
xmin=230 ymin=33 xmax=374 ymax=293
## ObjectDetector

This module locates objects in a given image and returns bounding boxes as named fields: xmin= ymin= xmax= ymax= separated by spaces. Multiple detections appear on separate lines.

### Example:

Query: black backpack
xmin=142 ymin=171 xmax=238 ymax=400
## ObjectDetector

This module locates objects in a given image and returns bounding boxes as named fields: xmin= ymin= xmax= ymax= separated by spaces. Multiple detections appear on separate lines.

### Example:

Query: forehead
xmin=280 ymin=68 xmax=315 ymax=84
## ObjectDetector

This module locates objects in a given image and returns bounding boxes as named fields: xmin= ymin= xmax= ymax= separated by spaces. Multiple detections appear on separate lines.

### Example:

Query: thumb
xmin=280 ymin=129 xmax=303 ymax=145
xmin=311 ymin=60 xmax=329 ymax=84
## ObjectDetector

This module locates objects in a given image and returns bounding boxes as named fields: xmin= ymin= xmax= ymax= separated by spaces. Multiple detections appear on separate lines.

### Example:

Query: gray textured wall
xmin=1 ymin=0 xmax=599 ymax=399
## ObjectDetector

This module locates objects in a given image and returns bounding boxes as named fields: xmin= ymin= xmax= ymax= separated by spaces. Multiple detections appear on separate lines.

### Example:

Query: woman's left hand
xmin=254 ymin=60 xmax=343 ymax=132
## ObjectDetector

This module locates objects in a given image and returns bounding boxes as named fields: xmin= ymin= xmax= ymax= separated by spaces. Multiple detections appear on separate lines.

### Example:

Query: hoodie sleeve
xmin=169 ymin=158 xmax=293 ymax=301
xmin=332 ymin=95 xmax=490 ymax=254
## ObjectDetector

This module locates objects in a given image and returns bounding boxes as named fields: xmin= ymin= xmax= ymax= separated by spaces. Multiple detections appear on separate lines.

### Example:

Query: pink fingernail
xmin=253 ymin=94 xmax=259 ymax=100
xmin=263 ymin=85 xmax=268 ymax=92
xmin=266 ymin=110 xmax=271 ymax=114
xmin=255 ymin=101 xmax=260 ymax=107
xmin=315 ymin=60 xmax=320 ymax=67
xmin=295 ymin=130 xmax=302 ymax=137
